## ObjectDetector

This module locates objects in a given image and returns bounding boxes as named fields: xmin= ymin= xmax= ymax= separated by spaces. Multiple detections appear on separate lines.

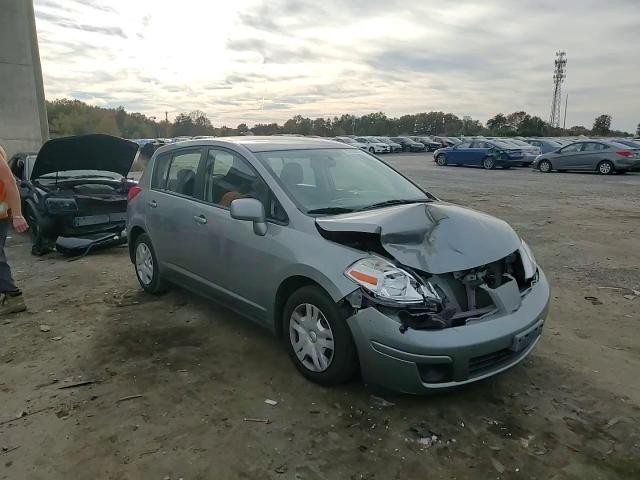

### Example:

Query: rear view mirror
xmin=230 ymin=198 xmax=267 ymax=236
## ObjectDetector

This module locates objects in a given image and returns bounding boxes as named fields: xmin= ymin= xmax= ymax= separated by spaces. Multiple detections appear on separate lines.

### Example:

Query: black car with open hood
xmin=11 ymin=134 xmax=139 ymax=256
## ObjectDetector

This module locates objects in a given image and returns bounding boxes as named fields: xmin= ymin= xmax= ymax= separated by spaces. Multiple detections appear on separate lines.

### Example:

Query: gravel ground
xmin=1 ymin=153 xmax=639 ymax=480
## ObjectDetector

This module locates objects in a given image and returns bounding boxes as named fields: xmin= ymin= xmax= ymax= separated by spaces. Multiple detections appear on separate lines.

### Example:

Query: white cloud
xmin=35 ymin=0 xmax=640 ymax=131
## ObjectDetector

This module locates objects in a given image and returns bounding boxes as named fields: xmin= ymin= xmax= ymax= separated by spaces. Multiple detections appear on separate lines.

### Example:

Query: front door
xmin=555 ymin=143 xmax=584 ymax=170
xmin=449 ymin=142 xmax=473 ymax=164
xmin=187 ymin=147 xmax=289 ymax=323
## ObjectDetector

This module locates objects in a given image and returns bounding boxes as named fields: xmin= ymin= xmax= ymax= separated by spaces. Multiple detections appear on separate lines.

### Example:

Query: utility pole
xmin=563 ymin=93 xmax=568 ymax=130
xmin=549 ymin=51 xmax=567 ymax=128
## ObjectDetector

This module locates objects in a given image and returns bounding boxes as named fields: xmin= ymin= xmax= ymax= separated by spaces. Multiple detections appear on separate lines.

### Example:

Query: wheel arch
xmin=128 ymin=225 xmax=146 ymax=263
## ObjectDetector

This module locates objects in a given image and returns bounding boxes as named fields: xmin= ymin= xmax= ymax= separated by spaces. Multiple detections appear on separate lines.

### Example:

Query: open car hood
xmin=31 ymin=134 xmax=139 ymax=179
xmin=316 ymin=202 xmax=521 ymax=274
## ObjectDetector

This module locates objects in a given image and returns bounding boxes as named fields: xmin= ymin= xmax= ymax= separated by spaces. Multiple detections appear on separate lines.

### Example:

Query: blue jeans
xmin=0 ymin=219 xmax=19 ymax=294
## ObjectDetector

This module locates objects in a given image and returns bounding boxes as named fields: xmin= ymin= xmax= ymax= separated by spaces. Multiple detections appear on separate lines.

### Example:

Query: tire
xmin=538 ymin=159 xmax=552 ymax=173
xmin=368 ymin=147 xmax=375 ymax=154
xmin=597 ymin=160 xmax=614 ymax=175
xmin=482 ymin=156 xmax=496 ymax=170
xmin=436 ymin=154 xmax=447 ymax=166
xmin=25 ymin=206 xmax=50 ymax=256
xmin=283 ymin=285 xmax=358 ymax=386
xmin=134 ymin=233 xmax=168 ymax=294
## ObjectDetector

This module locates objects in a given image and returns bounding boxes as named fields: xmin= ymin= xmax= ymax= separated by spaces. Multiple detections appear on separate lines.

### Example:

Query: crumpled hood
xmin=316 ymin=202 xmax=521 ymax=274
xmin=31 ymin=134 xmax=139 ymax=179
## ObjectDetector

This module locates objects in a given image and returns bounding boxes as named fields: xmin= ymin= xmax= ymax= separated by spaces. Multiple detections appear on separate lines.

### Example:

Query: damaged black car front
xmin=17 ymin=134 xmax=139 ymax=256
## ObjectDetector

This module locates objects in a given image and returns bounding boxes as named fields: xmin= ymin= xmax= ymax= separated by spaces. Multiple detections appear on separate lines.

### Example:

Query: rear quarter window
xmin=151 ymin=153 xmax=171 ymax=189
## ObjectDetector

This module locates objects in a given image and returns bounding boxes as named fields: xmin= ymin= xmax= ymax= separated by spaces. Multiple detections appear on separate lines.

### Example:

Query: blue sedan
xmin=434 ymin=140 xmax=525 ymax=169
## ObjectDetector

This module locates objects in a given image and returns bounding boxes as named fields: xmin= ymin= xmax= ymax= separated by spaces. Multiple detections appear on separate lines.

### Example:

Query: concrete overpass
xmin=0 ymin=0 xmax=48 ymax=157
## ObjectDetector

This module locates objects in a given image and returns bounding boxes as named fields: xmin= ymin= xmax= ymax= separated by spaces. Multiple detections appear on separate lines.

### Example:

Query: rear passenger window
xmin=165 ymin=149 xmax=202 ymax=197
xmin=151 ymin=153 xmax=171 ymax=188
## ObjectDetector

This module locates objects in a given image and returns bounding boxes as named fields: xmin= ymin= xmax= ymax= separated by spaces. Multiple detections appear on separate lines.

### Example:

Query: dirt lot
xmin=2 ymin=155 xmax=639 ymax=480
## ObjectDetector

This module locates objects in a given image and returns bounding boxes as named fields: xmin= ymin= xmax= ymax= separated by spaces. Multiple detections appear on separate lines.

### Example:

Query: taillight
xmin=127 ymin=185 xmax=142 ymax=202
xmin=616 ymin=151 xmax=633 ymax=158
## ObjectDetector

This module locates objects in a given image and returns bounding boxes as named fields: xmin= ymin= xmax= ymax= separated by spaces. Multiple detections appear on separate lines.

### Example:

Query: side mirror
xmin=230 ymin=198 xmax=267 ymax=236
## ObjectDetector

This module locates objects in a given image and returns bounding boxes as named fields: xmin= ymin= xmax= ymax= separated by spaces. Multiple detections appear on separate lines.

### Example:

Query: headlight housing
xmin=45 ymin=197 xmax=78 ymax=213
xmin=344 ymin=256 xmax=440 ymax=304
xmin=519 ymin=240 xmax=537 ymax=280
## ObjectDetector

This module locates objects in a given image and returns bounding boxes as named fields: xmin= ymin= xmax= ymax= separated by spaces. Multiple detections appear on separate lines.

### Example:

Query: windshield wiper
xmin=356 ymin=198 xmax=431 ymax=212
xmin=307 ymin=206 xmax=355 ymax=215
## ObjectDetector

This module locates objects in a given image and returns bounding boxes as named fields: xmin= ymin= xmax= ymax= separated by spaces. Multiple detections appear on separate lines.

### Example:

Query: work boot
xmin=0 ymin=293 xmax=27 ymax=314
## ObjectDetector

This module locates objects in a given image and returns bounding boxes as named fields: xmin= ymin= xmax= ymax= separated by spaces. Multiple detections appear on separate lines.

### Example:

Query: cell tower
xmin=549 ymin=51 xmax=567 ymax=127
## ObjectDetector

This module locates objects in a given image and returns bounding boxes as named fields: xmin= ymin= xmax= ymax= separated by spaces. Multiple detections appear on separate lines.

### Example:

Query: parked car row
xmin=432 ymin=136 xmax=640 ymax=174
xmin=332 ymin=135 xmax=455 ymax=153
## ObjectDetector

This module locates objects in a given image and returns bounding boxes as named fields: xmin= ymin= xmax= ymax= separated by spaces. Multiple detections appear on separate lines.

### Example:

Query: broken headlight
xmin=519 ymin=240 xmax=537 ymax=280
xmin=344 ymin=256 xmax=440 ymax=304
xmin=45 ymin=197 xmax=78 ymax=213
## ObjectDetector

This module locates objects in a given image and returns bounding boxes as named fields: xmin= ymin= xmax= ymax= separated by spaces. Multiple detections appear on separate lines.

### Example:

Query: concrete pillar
xmin=0 ymin=0 xmax=49 ymax=158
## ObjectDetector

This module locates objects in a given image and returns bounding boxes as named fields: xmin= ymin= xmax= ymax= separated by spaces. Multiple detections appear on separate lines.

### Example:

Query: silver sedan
xmin=532 ymin=140 xmax=640 ymax=174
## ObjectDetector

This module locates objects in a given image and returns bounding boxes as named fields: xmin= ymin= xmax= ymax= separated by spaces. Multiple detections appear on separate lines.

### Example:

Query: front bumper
xmin=346 ymin=270 xmax=550 ymax=394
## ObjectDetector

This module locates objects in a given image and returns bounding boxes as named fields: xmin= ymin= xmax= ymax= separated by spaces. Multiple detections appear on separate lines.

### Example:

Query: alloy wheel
xmin=483 ymin=157 xmax=495 ymax=169
xmin=135 ymin=242 xmax=154 ymax=285
xmin=539 ymin=160 xmax=551 ymax=173
xmin=289 ymin=303 xmax=335 ymax=372
xmin=598 ymin=161 xmax=612 ymax=175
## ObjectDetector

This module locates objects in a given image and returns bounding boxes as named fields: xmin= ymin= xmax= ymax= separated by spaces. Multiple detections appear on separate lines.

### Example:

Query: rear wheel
xmin=482 ymin=156 xmax=495 ymax=170
xmin=597 ymin=160 xmax=613 ymax=175
xmin=368 ymin=147 xmax=375 ymax=154
xmin=134 ymin=233 xmax=168 ymax=294
xmin=284 ymin=285 xmax=358 ymax=385
xmin=538 ymin=159 xmax=552 ymax=173
xmin=436 ymin=154 xmax=447 ymax=166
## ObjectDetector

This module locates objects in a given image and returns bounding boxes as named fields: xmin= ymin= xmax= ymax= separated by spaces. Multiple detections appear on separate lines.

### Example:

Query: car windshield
xmin=35 ymin=169 xmax=123 ymax=183
xmin=256 ymin=148 xmax=430 ymax=215
xmin=493 ymin=141 xmax=515 ymax=149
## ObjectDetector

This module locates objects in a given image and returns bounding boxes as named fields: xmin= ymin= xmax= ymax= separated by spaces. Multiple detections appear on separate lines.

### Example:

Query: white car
xmin=332 ymin=137 xmax=368 ymax=150
xmin=354 ymin=137 xmax=391 ymax=154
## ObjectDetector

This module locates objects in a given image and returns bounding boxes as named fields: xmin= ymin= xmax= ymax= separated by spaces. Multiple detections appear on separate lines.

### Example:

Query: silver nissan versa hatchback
xmin=127 ymin=137 xmax=550 ymax=394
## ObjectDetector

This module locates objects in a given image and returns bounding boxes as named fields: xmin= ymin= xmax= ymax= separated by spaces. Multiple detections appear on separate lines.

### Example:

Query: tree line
xmin=46 ymin=98 xmax=636 ymax=140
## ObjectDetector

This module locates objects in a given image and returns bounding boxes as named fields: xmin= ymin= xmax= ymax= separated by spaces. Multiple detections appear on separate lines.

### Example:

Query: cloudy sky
xmin=34 ymin=0 xmax=639 ymax=131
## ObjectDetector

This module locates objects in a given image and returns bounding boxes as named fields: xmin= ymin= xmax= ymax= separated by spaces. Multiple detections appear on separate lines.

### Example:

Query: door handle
xmin=148 ymin=200 xmax=157 ymax=208
xmin=193 ymin=215 xmax=207 ymax=225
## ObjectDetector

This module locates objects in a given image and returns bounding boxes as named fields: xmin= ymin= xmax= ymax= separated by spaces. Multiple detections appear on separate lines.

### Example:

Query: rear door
xmin=467 ymin=141 xmax=490 ymax=165
xmin=145 ymin=147 xmax=205 ymax=272
xmin=578 ymin=142 xmax=608 ymax=170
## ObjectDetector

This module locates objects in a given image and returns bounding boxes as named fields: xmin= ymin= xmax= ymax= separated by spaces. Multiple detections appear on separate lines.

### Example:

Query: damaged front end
xmin=343 ymin=245 xmax=538 ymax=334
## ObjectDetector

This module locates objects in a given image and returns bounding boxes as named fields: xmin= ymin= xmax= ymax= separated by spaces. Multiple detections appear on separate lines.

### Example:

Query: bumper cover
xmin=346 ymin=270 xmax=550 ymax=394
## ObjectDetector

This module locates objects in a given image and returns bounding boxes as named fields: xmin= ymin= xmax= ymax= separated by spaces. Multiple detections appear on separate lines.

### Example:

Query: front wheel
xmin=482 ymin=156 xmax=495 ymax=170
xmin=368 ymin=147 xmax=375 ymax=154
xmin=597 ymin=160 xmax=613 ymax=175
xmin=134 ymin=233 xmax=168 ymax=294
xmin=284 ymin=286 xmax=358 ymax=386
xmin=538 ymin=159 xmax=552 ymax=173
xmin=436 ymin=154 xmax=447 ymax=166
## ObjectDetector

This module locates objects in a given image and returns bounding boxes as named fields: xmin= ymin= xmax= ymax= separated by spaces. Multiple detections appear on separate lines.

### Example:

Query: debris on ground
xmin=39 ymin=325 xmax=51 ymax=332
xmin=58 ymin=379 xmax=98 ymax=389
xmin=408 ymin=423 xmax=440 ymax=448
xmin=264 ymin=399 xmax=278 ymax=406
xmin=274 ymin=463 xmax=288 ymax=474
xmin=51 ymin=336 xmax=63 ymax=341
xmin=370 ymin=395 xmax=395 ymax=408
xmin=491 ymin=457 xmax=506 ymax=474
xmin=584 ymin=296 xmax=602 ymax=305
xmin=116 ymin=394 xmax=144 ymax=403
xmin=243 ymin=417 xmax=271 ymax=424
xmin=623 ymin=294 xmax=636 ymax=301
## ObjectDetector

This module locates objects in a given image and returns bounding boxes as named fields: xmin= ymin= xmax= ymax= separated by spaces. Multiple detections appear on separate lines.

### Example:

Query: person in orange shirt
xmin=0 ymin=145 xmax=29 ymax=314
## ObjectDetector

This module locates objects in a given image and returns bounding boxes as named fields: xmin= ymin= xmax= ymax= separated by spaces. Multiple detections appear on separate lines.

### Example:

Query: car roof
xmin=156 ymin=136 xmax=348 ymax=153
